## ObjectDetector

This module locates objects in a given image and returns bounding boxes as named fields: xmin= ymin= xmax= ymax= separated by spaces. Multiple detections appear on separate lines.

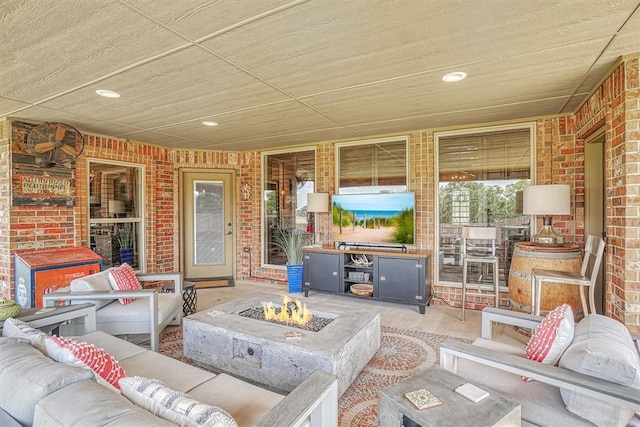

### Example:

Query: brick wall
xmin=572 ymin=56 xmax=640 ymax=330
xmin=534 ymin=116 xmax=580 ymax=244
xmin=0 ymin=120 xmax=11 ymax=298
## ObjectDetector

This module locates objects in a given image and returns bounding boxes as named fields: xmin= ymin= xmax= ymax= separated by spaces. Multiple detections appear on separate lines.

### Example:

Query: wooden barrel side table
xmin=508 ymin=242 xmax=582 ymax=317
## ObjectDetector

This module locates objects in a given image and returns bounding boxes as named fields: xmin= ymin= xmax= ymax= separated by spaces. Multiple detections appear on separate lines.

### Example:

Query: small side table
xmin=161 ymin=281 xmax=197 ymax=316
xmin=0 ymin=302 xmax=96 ymax=335
xmin=378 ymin=365 xmax=521 ymax=427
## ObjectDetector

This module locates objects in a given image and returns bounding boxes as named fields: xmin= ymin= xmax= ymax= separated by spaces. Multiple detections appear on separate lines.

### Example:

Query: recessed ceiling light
xmin=202 ymin=121 xmax=218 ymax=127
xmin=95 ymin=89 xmax=120 ymax=98
xmin=442 ymin=71 xmax=467 ymax=83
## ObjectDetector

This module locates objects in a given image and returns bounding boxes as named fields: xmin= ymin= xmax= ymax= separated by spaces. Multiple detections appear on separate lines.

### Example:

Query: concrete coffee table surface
xmin=183 ymin=292 xmax=380 ymax=396
xmin=379 ymin=365 xmax=521 ymax=426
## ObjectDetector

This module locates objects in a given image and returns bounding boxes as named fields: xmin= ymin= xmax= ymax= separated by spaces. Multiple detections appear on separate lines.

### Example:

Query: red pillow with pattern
xmin=44 ymin=336 xmax=126 ymax=390
xmin=525 ymin=303 xmax=575 ymax=365
xmin=108 ymin=263 xmax=142 ymax=305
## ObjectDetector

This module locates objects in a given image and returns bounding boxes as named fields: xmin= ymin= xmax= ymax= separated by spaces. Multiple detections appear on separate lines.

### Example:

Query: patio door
xmin=182 ymin=170 xmax=235 ymax=280
xmin=585 ymin=131 xmax=605 ymax=313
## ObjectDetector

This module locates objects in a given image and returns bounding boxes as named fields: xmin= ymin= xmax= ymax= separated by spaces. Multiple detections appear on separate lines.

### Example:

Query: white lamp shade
xmin=307 ymin=193 xmax=329 ymax=213
xmin=523 ymin=184 xmax=570 ymax=215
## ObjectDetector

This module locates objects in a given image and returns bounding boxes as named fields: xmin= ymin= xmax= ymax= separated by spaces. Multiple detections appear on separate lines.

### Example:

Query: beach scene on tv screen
xmin=332 ymin=193 xmax=414 ymax=244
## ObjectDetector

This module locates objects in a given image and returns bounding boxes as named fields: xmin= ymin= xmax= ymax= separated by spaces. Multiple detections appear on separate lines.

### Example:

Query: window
xmin=336 ymin=136 xmax=408 ymax=194
xmin=436 ymin=125 xmax=533 ymax=286
xmin=262 ymin=149 xmax=315 ymax=266
xmin=88 ymin=160 xmax=144 ymax=269
xmin=333 ymin=137 xmax=412 ymax=247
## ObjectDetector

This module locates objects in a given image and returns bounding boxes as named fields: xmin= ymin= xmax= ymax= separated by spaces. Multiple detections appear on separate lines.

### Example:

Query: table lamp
xmin=307 ymin=193 xmax=329 ymax=246
xmin=523 ymin=184 xmax=570 ymax=244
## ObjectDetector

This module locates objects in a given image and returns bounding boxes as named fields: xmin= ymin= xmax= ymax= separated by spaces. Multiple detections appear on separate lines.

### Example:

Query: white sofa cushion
xmin=189 ymin=374 xmax=287 ymax=426
xmin=559 ymin=314 xmax=640 ymax=427
xmin=33 ymin=379 xmax=173 ymax=426
xmin=78 ymin=331 xmax=286 ymax=426
xmin=75 ymin=330 xmax=147 ymax=361
xmin=96 ymin=293 xmax=181 ymax=324
xmin=120 ymin=376 xmax=238 ymax=427
xmin=80 ymin=331 xmax=218 ymax=392
xmin=0 ymin=342 xmax=95 ymax=426
xmin=70 ymin=269 xmax=115 ymax=309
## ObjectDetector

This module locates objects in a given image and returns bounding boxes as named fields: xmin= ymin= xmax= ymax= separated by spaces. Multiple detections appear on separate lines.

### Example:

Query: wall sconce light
xmin=307 ymin=193 xmax=329 ymax=246
xmin=523 ymin=184 xmax=570 ymax=245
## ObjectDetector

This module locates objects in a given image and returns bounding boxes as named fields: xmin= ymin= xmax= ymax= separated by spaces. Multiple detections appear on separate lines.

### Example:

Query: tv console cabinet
xmin=302 ymin=246 xmax=432 ymax=314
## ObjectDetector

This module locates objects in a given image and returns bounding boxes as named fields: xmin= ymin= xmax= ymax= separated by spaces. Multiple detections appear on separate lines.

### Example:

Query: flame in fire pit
xmin=262 ymin=295 xmax=312 ymax=327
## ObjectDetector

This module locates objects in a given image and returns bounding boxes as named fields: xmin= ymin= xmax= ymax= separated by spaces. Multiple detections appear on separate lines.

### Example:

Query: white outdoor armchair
xmin=42 ymin=269 xmax=183 ymax=352
xmin=440 ymin=307 xmax=640 ymax=426
xmin=531 ymin=234 xmax=606 ymax=316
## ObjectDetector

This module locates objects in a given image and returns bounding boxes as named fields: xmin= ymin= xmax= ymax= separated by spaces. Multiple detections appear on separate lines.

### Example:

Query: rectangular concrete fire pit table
xmin=183 ymin=293 xmax=381 ymax=396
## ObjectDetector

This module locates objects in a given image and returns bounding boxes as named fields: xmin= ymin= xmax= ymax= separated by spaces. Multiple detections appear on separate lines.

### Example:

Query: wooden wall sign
xmin=11 ymin=121 xmax=76 ymax=207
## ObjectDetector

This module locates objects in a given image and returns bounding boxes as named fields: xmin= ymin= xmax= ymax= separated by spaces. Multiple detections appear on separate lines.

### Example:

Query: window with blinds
xmin=439 ymin=128 xmax=531 ymax=183
xmin=436 ymin=125 xmax=533 ymax=287
xmin=336 ymin=137 xmax=408 ymax=193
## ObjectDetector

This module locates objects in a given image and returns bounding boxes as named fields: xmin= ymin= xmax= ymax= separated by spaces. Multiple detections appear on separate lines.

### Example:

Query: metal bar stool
xmin=461 ymin=226 xmax=499 ymax=321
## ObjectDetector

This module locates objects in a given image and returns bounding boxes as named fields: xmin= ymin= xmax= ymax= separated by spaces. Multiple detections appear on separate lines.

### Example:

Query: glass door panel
xmin=183 ymin=171 xmax=234 ymax=280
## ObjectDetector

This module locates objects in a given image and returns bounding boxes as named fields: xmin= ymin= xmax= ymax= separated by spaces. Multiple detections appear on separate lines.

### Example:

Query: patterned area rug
xmin=159 ymin=325 xmax=469 ymax=427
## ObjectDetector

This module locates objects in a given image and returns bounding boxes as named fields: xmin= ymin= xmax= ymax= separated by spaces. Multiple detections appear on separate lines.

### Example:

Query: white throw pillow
xmin=1 ymin=317 xmax=48 ymax=354
xmin=120 ymin=376 xmax=238 ymax=427
xmin=559 ymin=314 xmax=640 ymax=426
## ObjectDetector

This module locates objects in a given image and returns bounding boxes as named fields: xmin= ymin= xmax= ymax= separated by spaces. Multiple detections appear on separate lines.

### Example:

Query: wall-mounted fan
xmin=26 ymin=122 xmax=85 ymax=168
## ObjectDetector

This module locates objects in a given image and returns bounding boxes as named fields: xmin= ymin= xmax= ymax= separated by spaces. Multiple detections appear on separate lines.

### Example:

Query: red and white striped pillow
xmin=525 ymin=303 xmax=575 ymax=365
xmin=108 ymin=263 xmax=142 ymax=305
xmin=44 ymin=336 xmax=126 ymax=389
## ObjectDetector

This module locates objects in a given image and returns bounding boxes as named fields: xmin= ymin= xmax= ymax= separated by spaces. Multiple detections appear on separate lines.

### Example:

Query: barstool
xmin=461 ymin=226 xmax=499 ymax=321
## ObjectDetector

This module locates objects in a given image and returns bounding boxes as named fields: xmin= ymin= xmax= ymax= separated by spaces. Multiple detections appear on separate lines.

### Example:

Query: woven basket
xmin=0 ymin=298 xmax=21 ymax=321
xmin=351 ymin=284 xmax=373 ymax=297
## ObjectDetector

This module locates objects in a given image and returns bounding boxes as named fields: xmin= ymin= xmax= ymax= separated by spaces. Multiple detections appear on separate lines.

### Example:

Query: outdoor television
xmin=331 ymin=192 xmax=415 ymax=248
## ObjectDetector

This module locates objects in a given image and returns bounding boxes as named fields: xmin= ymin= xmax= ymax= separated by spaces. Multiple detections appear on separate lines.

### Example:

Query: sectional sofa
xmin=0 ymin=329 xmax=338 ymax=426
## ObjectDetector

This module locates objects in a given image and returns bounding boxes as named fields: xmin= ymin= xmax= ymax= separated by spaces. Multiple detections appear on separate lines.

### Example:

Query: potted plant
xmin=115 ymin=224 xmax=134 ymax=265
xmin=274 ymin=226 xmax=312 ymax=292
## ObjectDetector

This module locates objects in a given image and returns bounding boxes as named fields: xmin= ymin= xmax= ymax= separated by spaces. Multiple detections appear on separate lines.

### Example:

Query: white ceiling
xmin=2 ymin=0 xmax=640 ymax=152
